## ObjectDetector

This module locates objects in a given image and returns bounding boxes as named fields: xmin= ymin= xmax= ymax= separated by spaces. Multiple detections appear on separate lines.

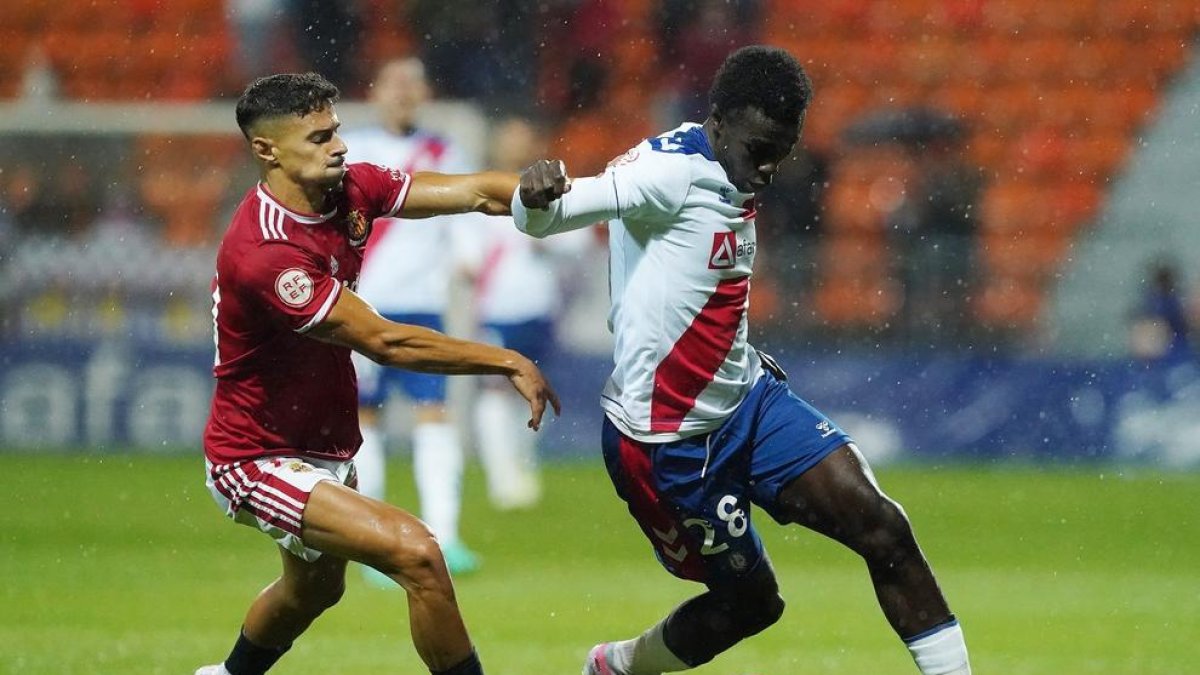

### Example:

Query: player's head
xmin=235 ymin=72 xmax=347 ymax=191
xmin=488 ymin=116 xmax=547 ymax=172
xmin=370 ymin=57 xmax=430 ymax=133
xmin=707 ymin=45 xmax=812 ymax=193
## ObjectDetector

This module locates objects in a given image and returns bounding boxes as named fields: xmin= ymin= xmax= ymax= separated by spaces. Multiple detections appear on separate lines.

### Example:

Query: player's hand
xmin=519 ymin=159 xmax=572 ymax=210
xmin=507 ymin=357 xmax=562 ymax=431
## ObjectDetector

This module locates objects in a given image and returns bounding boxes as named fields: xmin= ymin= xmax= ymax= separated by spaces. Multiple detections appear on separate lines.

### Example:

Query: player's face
xmin=713 ymin=107 xmax=802 ymax=193
xmin=267 ymin=106 xmax=348 ymax=191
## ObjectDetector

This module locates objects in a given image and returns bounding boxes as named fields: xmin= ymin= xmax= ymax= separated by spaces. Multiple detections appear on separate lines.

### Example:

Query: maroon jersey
xmin=204 ymin=163 xmax=412 ymax=464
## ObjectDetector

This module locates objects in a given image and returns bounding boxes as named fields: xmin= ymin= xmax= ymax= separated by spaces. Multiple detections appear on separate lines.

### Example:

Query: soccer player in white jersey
xmin=463 ymin=116 xmax=597 ymax=509
xmin=341 ymin=57 xmax=481 ymax=577
xmin=513 ymin=46 xmax=973 ymax=675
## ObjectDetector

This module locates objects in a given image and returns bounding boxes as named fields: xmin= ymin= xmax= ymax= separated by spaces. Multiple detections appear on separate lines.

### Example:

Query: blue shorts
xmin=480 ymin=318 xmax=554 ymax=364
xmin=601 ymin=370 xmax=851 ymax=585
xmin=357 ymin=313 xmax=447 ymax=406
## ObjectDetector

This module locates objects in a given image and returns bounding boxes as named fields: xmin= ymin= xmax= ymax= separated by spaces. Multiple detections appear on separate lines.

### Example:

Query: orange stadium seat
xmin=974 ymin=274 xmax=1045 ymax=329
xmin=965 ymin=133 xmax=1007 ymax=169
xmin=866 ymin=0 xmax=938 ymax=38
xmin=814 ymin=234 xmax=901 ymax=328
xmin=0 ymin=0 xmax=46 ymax=31
xmin=1064 ymin=134 xmax=1130 ymax=181
xmin=982 ymin=0 xmax=1041 ymax=36
xmin=136 ymin=134 xmax=241 ymax=247
xmin=0 ymin=33 xmax=32 ymax=98
xmin=979 ymin=230 xmax=1072 ymax=281
xmin=980 ymin=180 xmax=1056 ymax=234
xmin=898 ymin=38 xmax=959 ymax=86
xmin=977 ymin=82 xmax=1040 ymax=132
xmin=1030 ymin=0 xmax=1100 ymax=36
xmin=930 ymin=83 xmax=986 ymax=119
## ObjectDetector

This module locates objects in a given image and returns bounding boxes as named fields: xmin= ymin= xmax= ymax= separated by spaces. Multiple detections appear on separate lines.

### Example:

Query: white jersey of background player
xmin=459 ymin=117 xmax=596 ymax=510
xmin=341 ymin=57 xmax=482 ymax=578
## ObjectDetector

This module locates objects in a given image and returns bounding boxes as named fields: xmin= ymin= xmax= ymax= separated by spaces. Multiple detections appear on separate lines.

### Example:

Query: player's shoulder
xmin=220 ymin=185 xmax=321 ymax=265
xmin=646 ymin=123 xmax=714 ymax=158
xmin=604 ymin=124 xmax=701 ymax=204
xmin=608 ymin=123 xmax=706 ymax=173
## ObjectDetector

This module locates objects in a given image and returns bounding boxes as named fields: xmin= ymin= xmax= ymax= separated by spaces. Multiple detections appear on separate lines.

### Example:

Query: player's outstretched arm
xmin=309 ymin=287 xmax=561 ymax=429
xmin=401 ymin=171 xmax=519 ymax=218
xmin=513 ymin=159 xmax=618 ymax=237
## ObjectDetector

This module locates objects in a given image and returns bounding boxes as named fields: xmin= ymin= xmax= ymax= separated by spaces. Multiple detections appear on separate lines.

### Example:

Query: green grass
xmin=0 ymin=453 xmax=1197 ymax=674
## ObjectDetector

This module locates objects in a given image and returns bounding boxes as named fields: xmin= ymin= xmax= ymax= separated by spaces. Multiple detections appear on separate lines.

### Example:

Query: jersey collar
xmin=257 ymin=184 xmax=337 ymax=224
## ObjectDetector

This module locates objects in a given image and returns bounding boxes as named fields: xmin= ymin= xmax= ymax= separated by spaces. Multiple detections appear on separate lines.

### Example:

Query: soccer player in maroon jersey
xmin=195 ymin=73 xmax=565 ymax=675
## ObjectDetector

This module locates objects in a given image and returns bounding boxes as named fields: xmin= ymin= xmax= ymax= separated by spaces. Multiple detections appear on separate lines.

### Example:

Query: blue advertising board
xmin=2 ymin=339 xmax=1198 ymax=468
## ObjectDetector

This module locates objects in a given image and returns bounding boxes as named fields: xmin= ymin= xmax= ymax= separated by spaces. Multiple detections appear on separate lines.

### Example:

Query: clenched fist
xmin=519 ymin=159 xmax=572 ymax=210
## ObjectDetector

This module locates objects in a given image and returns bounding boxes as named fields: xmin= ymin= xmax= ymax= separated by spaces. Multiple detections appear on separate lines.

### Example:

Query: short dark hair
xmin=709 ymin=46 xmax=812 ymax=126
xmin=235 ymin=73 xmax=340 ymax=138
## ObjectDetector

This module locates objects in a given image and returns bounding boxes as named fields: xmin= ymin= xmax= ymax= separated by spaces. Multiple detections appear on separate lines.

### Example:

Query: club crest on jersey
xmin=347 ymin=209 xmax=370 ymax=246
xmin=607 ymin=147 xmax=639 ymax=169
xmin=275 ymin=268 xmax=314 ymax=307
xmin=708 ymin=231 xmax=755 ymax=269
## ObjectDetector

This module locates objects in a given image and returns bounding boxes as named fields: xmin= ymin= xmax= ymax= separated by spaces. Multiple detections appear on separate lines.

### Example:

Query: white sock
xmin=413 ymin=422 xmax=463 ymax=544
xmin=906 ymin=619 xmax=971 ymax=675
xmin=608 ymin=618 xmax=690 ymax=675
xmin=355 ymin=423 xmax=387 ymax=501
xmin=474 ymin=389 xmax=541 ymax=509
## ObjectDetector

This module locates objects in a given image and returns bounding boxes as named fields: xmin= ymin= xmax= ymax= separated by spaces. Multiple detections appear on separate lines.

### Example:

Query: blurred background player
xmin=463 ymin=116 xmax=597 ymax=510
xmin=341 ymin=57 xmax=481 ymax=578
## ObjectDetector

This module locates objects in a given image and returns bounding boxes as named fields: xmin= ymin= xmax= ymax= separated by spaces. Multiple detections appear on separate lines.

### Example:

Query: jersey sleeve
xmin=606 ymin=142 xmax=692 ymax=221
xmin=343 ymin=162 xmax=413 ymax=219
xmin=239 ymin=240 xmax=343 ymax=333
xmin=512 ymin=141 xmax=691 ymax=238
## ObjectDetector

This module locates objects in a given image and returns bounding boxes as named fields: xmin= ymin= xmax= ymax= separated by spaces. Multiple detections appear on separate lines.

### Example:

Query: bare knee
xmin=723 ymin=572 xmax=786 ymax=636
xmin=743 ymin=591 xmax=785 ymax=633
xmin=373 ymin=520 xmax=452 ymax=594
xmin=849 ymin=495 xmax=918 ymax=565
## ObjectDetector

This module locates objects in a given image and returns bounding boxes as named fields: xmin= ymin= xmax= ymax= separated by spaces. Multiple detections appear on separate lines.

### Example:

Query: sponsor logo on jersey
xmin=275 ymin=268 xmax=314 ymax=307
xmin=816 ymin=420 xmax=837 ymax=438
xmin=329 ymin=256 xmax=340 ymax=275
xmin=708 ymin=231 xmax=756 ymax=269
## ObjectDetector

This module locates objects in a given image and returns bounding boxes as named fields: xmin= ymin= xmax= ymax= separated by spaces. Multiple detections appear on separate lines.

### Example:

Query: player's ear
xmin=250 ymin=136 xmax=278 ymax=166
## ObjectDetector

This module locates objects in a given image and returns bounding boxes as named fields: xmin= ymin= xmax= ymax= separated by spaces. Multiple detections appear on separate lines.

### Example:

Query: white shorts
xmin=205 ymin=456 xmax=357 ymax=562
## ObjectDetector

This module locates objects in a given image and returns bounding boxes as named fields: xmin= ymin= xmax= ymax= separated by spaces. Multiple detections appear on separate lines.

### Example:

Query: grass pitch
xmin=0 ymin=452 xmax=1196 ymax=674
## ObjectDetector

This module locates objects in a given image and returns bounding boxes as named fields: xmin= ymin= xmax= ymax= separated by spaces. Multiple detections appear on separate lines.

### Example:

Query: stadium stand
xmin=758 ymin=0 xmax=1198 ymax=337
xmin=1 ymin=0 xmax=1198 ymax=347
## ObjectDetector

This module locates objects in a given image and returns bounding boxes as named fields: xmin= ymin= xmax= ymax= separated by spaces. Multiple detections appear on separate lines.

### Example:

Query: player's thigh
xmin=742 ymin=374 xmax=857 ymax=525
xmin=773 ymin=443 xmax=900 ymax=542
xmin=600 ymin=418 xmax=765 ymax=584
xmin=300 ymin=480 xmax=437 ymax=568
xmin=206 ymin=456 xmax=356 ymax=562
